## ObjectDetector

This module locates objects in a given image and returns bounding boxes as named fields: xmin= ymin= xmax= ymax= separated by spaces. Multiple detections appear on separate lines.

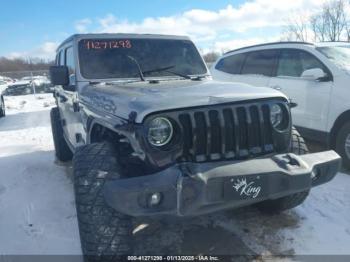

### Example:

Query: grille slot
xmin=177 ymin=102 xmax=274 ymax=162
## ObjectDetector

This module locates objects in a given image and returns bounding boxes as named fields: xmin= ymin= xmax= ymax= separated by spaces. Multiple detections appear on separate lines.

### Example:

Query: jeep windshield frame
xmin=78 ymin=38 xmax=208 ymax=80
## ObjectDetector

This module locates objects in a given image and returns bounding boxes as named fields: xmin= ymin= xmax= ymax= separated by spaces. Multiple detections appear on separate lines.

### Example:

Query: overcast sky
xmin=0 ymin=0 xmax=326 ymax=60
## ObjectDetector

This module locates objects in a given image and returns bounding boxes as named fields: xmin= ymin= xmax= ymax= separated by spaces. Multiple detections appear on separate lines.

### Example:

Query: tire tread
xmin=50 ymin=107 xmax=73 ymax=161
xmin=335 ymin=122 xmax=350 ymax=170
xmin=73 ymin=142 xmax=132 ymax=259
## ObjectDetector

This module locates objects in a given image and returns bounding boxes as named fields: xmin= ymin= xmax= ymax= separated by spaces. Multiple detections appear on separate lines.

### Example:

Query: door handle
xmin=270 ymin=85 xmax=281 ymax=90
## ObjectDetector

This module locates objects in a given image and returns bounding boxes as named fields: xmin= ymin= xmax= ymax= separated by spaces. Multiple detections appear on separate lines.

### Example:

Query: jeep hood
xmin=80 ymin=79 xmax=287 ymax=123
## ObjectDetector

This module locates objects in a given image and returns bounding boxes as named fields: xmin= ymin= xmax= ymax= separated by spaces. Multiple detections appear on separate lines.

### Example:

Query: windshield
xmin=78 ymin=38 xmax=207 ymax=80
xmin=317 ymin=46 xmax=350 ymax=70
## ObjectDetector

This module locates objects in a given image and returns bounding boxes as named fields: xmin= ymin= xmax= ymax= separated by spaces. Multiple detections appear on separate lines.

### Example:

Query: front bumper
xmin=103 ymin=151 xmax=341 ymax=217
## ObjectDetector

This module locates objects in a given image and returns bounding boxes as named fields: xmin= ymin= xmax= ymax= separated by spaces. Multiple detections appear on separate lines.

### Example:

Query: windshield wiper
xmin=164 ymin=70 xmax=192 ymax=79
xmin=142 ymin=65 xmax=175 ymax=75
xmin=190 ymin=74 xmax=210 ymax=81
xmin=126 ymin=55 xmax=145 ymax=81
xmin=142 ymin=65 xmax=191 ymax=80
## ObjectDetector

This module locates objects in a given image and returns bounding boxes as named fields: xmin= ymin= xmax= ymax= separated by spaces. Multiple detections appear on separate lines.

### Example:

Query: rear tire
xmin=50 ymin=107 xmax=73 ymax=162
xmin=0 ymin=96 xmax=5 ymax=117
xmin=256 ymin=127 xmax=309 ymax=214
xmin=335 ymin=122 xmax=350 ymax=170
xmin=73 ymin=142 xmax=133 ymax=260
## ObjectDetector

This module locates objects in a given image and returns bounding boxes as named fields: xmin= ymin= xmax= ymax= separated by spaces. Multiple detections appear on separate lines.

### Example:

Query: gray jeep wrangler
xmin=50 ymin=34 xmax=341 ymax=259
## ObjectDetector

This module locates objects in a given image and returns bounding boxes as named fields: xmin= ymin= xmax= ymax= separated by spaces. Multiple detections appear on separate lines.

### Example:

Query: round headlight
xmin=147 ymin=117 xmax=173 ymax=147
xmin=270 ymin=104 xmax=283 ymax=128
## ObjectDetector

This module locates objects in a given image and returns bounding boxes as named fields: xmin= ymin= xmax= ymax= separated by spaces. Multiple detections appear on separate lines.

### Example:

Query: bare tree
xmin=344 ymin=9 xmax=350 ymax=41
xmin=345 ymin=21 xmax=350 ymax=41
xmin=0 ymin=57 xmax=53 ymax=73
xmin=285 ymin=0 xmax=350 ymax=43
xmin=202 ymin=51 xmax=220 ymax=63
xmin=283 ymin=14 xmax=310 ymax=41
xmin=310 ymin=12 xmax=327 ymax=42
xmin=323 ymin=0 xmax=346 ymax=41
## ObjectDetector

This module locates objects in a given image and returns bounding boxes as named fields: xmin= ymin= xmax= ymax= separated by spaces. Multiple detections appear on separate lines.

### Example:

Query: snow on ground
xmin=0 ymin=94 xmax=81 ymax=255
xmin=0 ymin=94 xmax=349 ymax=258
xmin=216 ymin=172 xmax=350 ymax=256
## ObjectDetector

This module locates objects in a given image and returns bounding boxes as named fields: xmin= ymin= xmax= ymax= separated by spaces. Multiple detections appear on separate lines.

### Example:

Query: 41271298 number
xmin=84 ymin=40 xmax=132 ymax=50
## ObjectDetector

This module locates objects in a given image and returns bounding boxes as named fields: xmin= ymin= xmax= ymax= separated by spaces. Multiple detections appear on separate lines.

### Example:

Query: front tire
xmin=73 ymin=142 xmax=133 ymax=260
xmin=256 ymin=127 xmax=309 ymax=214
xmin=335 ymin=122 xmax=350 ymax=170
xmin=50 ymin=107 xmax=73 ymax=162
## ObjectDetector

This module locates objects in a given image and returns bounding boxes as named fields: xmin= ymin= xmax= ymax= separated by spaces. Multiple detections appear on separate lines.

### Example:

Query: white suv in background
xmin=211 ymin=42 xmax=350 ymax=169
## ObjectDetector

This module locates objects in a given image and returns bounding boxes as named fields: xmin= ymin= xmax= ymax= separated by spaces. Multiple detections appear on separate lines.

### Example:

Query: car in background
xmin=5 ymin=79 xmax=33 ymax=96
xmin=5 ymin=75 xmax=53 ymax=96
xmin=0 ymin=76 xmax=15 ymax=84
xmin=211 ymin=41 xmax=350 ymax=169
xmin=21 ymin=75 xmax=50 ymax=86
xmin=0 ymin=80 xmax=6 ymax=117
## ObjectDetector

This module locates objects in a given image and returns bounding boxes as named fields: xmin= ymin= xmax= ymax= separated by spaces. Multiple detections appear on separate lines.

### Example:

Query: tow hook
xmin=273 ymin=153 xmax=303 ymax=170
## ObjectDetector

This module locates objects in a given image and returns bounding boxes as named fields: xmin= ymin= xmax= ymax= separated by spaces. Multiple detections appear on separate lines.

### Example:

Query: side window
xmin=65 ymin=47 xmax=75 ymax=74
xmin=55 ymin=54 xmax=59 ymax=65
xmin=276 ymin=49 xmax=327 ymax=78
xmin=215 ymin=53 xmax=246 ymax=74
xmin=241 ymin=50 xmax=278 ymax=77
xmin=299 ymin=51 xmax=326 ymax=72
xmin=277 ymin=50 xmax=303 ymax=77
xmin=65 ymin=47 xmax=75 ymax=85
xmin=59 ymin=51 xmax=64 ymax=66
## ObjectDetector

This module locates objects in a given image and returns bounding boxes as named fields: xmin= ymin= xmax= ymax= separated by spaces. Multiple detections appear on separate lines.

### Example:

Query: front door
xmin=58 ymin=45 xmax=83 ymax=147
xmin=268 ymin=49 xmax=333 ymax=132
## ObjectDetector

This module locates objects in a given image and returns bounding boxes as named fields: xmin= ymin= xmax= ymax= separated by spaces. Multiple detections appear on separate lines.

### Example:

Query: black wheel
xmin=0 ymin=96 xmax=5 ymax=117
xmin=73 ymin=142 xmax=133 ymax=260
xmin=256 ymin=127 xmax=309 ymax=214
xmin=335 ymin=121 xmax=350 ymax=170
xmin=50 ymin=107 xmax=73 ymax=162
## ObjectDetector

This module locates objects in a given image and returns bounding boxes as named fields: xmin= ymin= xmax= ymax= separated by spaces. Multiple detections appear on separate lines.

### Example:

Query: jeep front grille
xmin=176 ymin=103 xmax=274 ymax=162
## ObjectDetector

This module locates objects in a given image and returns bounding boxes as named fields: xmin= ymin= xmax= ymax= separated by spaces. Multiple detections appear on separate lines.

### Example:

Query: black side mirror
xmin=50 ymin=66 xmax=69 ymax=86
